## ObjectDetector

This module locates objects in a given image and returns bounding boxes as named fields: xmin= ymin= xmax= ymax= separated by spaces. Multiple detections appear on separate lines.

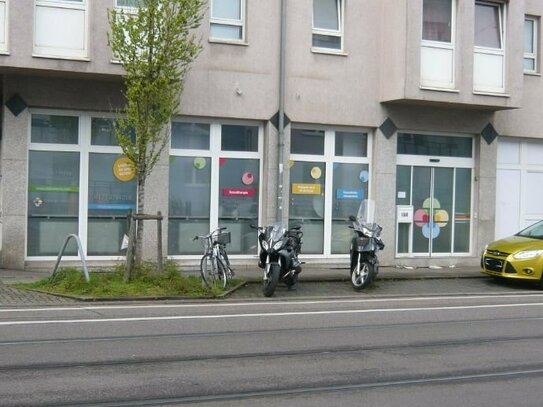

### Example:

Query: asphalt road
xmin=1 ymin=278 xmax=543 ymax=406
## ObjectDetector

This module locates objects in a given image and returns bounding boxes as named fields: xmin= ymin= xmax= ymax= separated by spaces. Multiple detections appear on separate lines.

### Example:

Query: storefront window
xmin=31 ymin=114 xmax=78 ymax=144
xmin=168 ymin=156 xmax=211 ymax=255
xmin=289 ymin=128 xmax=370 ymax=256
xmin=168 ymin=121 xmax=261 ymax=256
xmin=219 ymin=158 xmax=259 ymax=254
xmin=27 ymin=151 xmax=80 ymax=256
xmin=87 ymin=153 xmax=136 ymax=255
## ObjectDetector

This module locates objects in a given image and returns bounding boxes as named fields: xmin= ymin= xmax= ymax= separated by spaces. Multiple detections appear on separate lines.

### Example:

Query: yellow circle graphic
xmin=310 ymin=166 xmax=322 ymax=179
xmin=113 ymin=156 xmax=136 ymax=182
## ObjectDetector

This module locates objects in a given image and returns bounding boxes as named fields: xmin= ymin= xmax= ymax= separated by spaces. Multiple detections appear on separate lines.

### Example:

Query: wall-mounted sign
xmin=397 ymin=205 xmax=414 ymax=223
xmin=292 ymin=183 xmax=321 ymax=195
xmin=113 ymin=156 xmax=136 ymax=182
xmin=336 ymin=189 xmax=364 ymax=200
xmin=223 ymin=188 xmax=256 ymax=197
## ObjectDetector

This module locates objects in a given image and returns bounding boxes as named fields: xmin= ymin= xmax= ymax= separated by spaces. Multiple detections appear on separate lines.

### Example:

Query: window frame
xmin=209 ymin=0 xmax=246 ymax=44
xmin=474 ymin=0 xmax=505 ymax=52
xmin=312 ymin=0 xmax=345 ymax=54
xmin=33 ymin=0 xmax=89 ymax=60
xmin=0 ymin=0 xmax=9 ymax=54
xmin=524 ymin=15 xmax=539 ymax=74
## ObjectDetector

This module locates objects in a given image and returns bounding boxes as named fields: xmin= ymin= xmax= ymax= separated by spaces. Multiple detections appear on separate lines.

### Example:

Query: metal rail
xmin=52 ymin=234 xmax=90 ymax=282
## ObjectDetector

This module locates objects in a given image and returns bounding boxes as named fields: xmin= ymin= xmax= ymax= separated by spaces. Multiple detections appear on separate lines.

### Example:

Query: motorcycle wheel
xmin=351 ymin=260 xmax=373 ymax=290
xmin=263 ymin=263 xmax=280 ymax=297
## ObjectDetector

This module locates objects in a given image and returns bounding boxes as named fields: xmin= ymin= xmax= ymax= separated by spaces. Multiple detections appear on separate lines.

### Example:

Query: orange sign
xmin=113 ymin=156 xmax=136 ymax=182
xmin=292 ymin=183 xmax=321 ymax=195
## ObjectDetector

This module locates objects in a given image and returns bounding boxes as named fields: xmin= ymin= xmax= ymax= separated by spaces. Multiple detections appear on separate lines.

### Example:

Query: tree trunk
xmin=135 ymin=175 xmax=146 ymax=264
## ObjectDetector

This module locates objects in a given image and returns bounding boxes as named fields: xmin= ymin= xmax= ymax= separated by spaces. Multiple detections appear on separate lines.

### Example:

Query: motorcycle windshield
xmin=266 ymin=223 xmax=286 ymax=244
xmin=356 ymin=199 xmax=376 ymax=224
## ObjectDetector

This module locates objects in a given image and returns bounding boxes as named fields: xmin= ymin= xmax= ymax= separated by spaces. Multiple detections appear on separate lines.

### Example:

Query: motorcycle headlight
xmin=361 ymin=226 xmax=373 ymax=237
xmin=273 ymin=240 xmax=283 ymax=251
xmin=262 ymin=240 xmax=269 ymax=251
xmin=513 ymin=250 xmax=543 ymax=260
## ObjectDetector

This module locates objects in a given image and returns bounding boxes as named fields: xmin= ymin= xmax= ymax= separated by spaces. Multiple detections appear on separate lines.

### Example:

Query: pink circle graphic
xmin=242 ymin=172 xmax=254 ymax=185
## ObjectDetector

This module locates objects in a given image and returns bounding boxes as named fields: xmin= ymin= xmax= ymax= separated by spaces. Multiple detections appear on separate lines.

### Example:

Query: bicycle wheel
xmin=200 ymin=254 xmax=227 ymax=290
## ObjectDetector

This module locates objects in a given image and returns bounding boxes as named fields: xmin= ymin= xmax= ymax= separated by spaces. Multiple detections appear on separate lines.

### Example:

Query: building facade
xmin=0 ymin=0 xmax=541 ymax=271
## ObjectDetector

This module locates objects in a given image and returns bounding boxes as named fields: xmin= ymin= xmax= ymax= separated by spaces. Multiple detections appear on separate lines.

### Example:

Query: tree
xmin=108 ymin=0 xmax=205 ymax=280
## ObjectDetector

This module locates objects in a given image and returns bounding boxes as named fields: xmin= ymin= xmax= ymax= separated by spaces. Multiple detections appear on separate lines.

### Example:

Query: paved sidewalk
xmin=0 ymin=265 xmax=483 ymax=306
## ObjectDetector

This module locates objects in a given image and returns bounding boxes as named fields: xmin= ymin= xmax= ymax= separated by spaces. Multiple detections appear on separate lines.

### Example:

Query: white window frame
xmin=33 ymin=0 xmax=89 ymax=60
xmin=473 ymin=0 xmax=506 ymax=94
xmin=289 ymin=126 xmax=372 ymax=258
xmin=420 ymin=0 xmax=456 ymax=90
xmin=0 ymin=0 xmax=9 ymax=54
xmin=26 ymin=110 xmax=131 ymax=262
xmin=312 ymin=0 xmax=344 ymax=54
xmin=524 ymin=16 xmax=539 ymax=74
xmin=168 ymin=118 xmax=263 ymax=260
xmin=209 ymin=0 xmax=246 ymax=44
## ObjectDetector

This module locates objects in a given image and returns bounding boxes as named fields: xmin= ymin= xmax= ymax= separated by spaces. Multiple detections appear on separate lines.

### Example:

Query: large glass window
xmin=312 ymin=0 xmax=343 ymax=51
xmin=210 ymin=0 xmax=245 ymax=42
xmin=27 ymin=151 xmax=80 ymax=256
xmin=28 ymin=113 xmax=137 ymax=259
xmin=169 ymin=121 xmax=261 ymax=256
xmin=524 ymin=16 xmax=539 ymax=73
xmin=397 ymin=133 xmax=472 ymax=157
xmin=423 ymin=0 xmax=452 ymax=43
xmin=289 ymin=128 xmax=370 ymax=256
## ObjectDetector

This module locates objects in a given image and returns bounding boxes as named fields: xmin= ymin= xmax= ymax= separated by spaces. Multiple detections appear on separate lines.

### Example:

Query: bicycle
xmin=193 ymin=227 xmax=235 ymax=289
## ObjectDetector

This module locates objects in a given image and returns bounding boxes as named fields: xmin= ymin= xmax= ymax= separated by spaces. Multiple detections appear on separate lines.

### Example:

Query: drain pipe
xmin=276 ymin=0 xmax=287 ymax=223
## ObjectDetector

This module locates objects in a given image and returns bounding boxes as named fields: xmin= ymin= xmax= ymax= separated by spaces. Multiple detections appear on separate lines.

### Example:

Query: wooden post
xmin=157 ymin=211 xmax=163 ymax=273
xmin=124 ymin=212 xmax=137 ymax=282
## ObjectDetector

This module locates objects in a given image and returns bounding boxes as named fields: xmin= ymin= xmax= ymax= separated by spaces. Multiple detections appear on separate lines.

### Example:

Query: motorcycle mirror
xmin=348 ymin=215 xmax=357 ymax=221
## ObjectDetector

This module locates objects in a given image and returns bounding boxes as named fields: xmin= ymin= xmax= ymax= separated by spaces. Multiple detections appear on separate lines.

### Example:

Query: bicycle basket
xmin=216 ymin=231 xmax=231 ymax=245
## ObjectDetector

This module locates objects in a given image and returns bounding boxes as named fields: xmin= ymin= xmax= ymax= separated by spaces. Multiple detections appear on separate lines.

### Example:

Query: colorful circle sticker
xmin=359 ymin=170 xmax=369 ymax=183
xmin=310 ymin=166 xmax=322 ymax=179
xmin=242 ymin=172 xmax=254 ymax=185
xmin=113 ymin=156 xmax=136 ymax=182
xmin=219 ymin=158 xmax=227 ymax=166
xmin=193 ymin=157 xmax=206 ymax=170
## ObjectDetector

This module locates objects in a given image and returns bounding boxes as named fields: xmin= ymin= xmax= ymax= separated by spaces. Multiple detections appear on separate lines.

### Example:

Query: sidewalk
xmin=0 ymin=265 xmax=484 ymax=306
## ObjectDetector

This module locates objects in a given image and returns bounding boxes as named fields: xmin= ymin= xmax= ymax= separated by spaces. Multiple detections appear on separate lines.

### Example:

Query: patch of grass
xmin=16 ymin=261 xmax=242 ymax=298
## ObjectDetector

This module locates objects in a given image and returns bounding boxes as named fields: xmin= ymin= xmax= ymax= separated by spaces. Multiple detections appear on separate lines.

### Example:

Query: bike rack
xmin=52 ymin=234 xmax=90 ymax=282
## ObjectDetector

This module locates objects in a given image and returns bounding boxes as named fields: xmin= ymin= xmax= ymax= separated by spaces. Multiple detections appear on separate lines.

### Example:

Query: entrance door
xmin=396 ymin=165 xmax=472 ymax=256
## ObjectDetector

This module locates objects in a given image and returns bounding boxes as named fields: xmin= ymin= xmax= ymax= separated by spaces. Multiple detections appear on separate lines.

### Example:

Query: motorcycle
xmin=348 ymin=199 xmax=385 ymax=290
xmin=252 ymin=223 xmax=303 ymax=297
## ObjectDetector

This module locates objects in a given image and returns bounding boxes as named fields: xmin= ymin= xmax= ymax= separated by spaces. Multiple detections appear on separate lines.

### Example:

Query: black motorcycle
xmin=253 ymin=223 xmax=303 ymax=297
xmin=348 ymin=200 xmax=385 ymax=290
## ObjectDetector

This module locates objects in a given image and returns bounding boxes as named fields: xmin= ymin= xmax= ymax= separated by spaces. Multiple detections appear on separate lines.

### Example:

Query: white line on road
xmin=1 ymin=292 xmax=542 ymax=313
xmin=2 ymin=302 xmax=543 ymax=326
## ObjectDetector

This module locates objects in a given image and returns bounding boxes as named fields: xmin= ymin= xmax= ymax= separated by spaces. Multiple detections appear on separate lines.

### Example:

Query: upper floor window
xmin=115 ymin=0 xmax=144 ymax=9
xmin=473 ymin=1 xmax=506 ymax=93
xmin=474 ymin=1 xmax=504 ymax=50
xmin=210 ymin=0 xmax=245 ymax=42
xmin=312 ymin=0 xmax=343 ymax=52
xmin=422 ymin=0 xmax=453 ymax=43
xmin=0 ymin=0 xmax=8 ymax=53
xmin=34 ymin=0 xmax=88 ymax=59
xmin=524 ymin=16 xmax=539 ymax=73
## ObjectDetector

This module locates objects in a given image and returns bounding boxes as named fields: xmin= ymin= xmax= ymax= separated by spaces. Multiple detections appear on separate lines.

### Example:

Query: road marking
xmin=1 ymin=292 xmax=542 ymax=313
xmin=2 ymin=302 xmax=543 ymax=326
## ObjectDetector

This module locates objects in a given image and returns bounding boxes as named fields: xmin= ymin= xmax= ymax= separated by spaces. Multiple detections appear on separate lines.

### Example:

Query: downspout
xmin=276 ymin=0 xmax=287 ymax=223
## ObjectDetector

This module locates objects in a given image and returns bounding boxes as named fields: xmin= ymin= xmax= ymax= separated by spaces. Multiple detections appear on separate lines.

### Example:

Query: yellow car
xmin=481 ymin=221 xmax=543 ymax=287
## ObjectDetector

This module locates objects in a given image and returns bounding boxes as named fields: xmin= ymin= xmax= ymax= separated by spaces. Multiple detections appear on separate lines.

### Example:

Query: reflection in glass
xmin=87 ymin=153 xmax=137 ymax=256
xmin=475 ymin=2 xmax=502 ymax=49
xmin=454 ymin=168 xmax=471 ymax=253
xmin=219 ymin=158 xmax=259 ymax=254
xmin=289 ymin=161 xmax=325 ymax=254
xmin=331 ymin=163 xmax=369 ymax=254
xmin=221 ymin=125 xmax=258 ymax=152
xmin=291 ymin=129 xmax=325 ymax=155
xmin=398 ymin=133 xmax=472 ymax=157
xmin=169 ymin=156 xmax=211 ymax=255
xmin=27 ymin=151 xmax=80 ymax=256
xmin=31 ymin=114 xmax=78 ymax=144
xmin=335 ymin=132 xmax=367 ymax=157
xmin=171 ymin=122 xmax=210 ymax=150
xmin=313 ymin=0 xmax=339 ymax=30
xmin=423 ymin=0 xmax=452 ymax=43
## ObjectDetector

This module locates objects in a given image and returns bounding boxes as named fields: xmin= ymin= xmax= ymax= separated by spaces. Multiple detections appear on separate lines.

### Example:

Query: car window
xmin=517 ymin=221 xmax=543 ymax=239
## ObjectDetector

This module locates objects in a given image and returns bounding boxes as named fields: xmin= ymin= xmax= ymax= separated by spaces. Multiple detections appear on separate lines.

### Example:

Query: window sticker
xmin=113 ymin=156 xmax=136 ymax=182
xmin=193 ymin=157 xmax=206 ymax=169
xmin=241 ymin=171 xmax=254 ymax=185
xmin=311 ymin=166 xmax=322 ymax=179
